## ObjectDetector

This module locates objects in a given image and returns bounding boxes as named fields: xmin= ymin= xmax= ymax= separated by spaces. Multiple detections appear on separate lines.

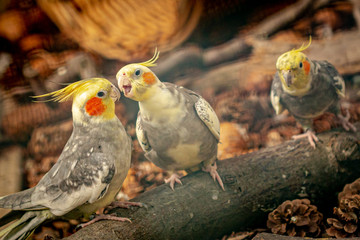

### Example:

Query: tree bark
xmin=64 ymin=123 xmax=360 ymax=240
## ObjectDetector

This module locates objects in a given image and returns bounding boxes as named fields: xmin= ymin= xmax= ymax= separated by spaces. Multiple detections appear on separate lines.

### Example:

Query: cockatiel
xmin=116 ymin=51 xmax=224 ymax=191
xmin=0 ymin=78 xmax=132 ymax=240
xmin=270 ymin=38 xmax=356 ymax=148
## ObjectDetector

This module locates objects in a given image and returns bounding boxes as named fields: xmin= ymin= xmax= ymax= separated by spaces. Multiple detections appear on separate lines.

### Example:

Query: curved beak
xmin=110 ymin=84 xmax=121 ymax=102
xmin=117 ymin=75 xmax=133 ymax=98
xmin=282 ymin=70 xmax=293 ymax=87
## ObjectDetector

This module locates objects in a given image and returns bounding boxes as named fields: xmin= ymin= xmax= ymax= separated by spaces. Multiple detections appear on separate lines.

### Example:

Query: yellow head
xmin=116 ymin=50 xmax=161 ymax=101
xmin=276 ymin=37 xmax=312 ymax=95
xmin=33 ymin=78 xmax=120 ymax=123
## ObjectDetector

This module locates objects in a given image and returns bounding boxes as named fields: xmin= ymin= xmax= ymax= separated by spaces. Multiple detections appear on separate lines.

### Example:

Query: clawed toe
xmin=292 ymin=130 xmax=319 ymax=149
xmin=338 ymin=110 xmax=357 ymax=132
xmin=78 ymin=214 xmax=131 ymax=229
xmin=202 ymin=162 xmax=225 ymax=191
xmin=165 ymin=173 xmax=182 ymax=190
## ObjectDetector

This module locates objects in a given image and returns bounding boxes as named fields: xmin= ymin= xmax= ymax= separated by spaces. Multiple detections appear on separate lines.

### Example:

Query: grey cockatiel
xmin=270 ymin=39 xmax=356 ymax=148
xmin=116 ymin=51 xmax=224 ymax=190
xmin=0 ymin=78 xmax=132 ymax=240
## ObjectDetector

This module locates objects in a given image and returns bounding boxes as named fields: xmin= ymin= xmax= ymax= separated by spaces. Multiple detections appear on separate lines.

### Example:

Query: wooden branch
xmin=152 ymin=40 xmax=252 ymax=82
xmin=178 ymin=30 xmax=360 ymax=95
xmin=349 ymin=0 xmax=360 ymax=29
xmin=64 ymin=123 xmax=360 ymax=240
xmin=203 ymin=38 xmax=252 ymax=67
xmin=250 ymin=0 xmax=331 ymax=38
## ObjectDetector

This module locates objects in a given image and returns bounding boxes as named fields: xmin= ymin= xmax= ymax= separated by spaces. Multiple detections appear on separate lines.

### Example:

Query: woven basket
xmin=37 ymin=0 xmax=203 ymax=61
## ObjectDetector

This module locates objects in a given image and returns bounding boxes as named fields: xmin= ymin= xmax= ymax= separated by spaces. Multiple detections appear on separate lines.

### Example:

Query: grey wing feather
xmin=35 ymin=151 xmax=114 ymax=215
xmin=0 ymin=141 xmax=115 ymax=216
xmin=136 ymin=112 xmax=151 ymax=152
xmin=317 ymin=60 xmax=345 ymax=98
xmin=166 ymin=83 xmax=220 ymax=141
xmin=270 ymin=72 xmax=284 ymax=114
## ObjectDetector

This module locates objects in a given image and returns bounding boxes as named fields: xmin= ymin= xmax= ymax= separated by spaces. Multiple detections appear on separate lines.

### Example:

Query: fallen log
xmin=64 ymin=123 xmax=360 ymax=240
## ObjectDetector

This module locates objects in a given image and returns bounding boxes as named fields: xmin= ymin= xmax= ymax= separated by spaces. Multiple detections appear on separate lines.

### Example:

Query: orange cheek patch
xmin=143 ymin=72 xmax=156 ymax=85
xmin=85 ymin=97 xmax=106 ymax=116
xmin=303 ymin=60 xmax=310 ymax=75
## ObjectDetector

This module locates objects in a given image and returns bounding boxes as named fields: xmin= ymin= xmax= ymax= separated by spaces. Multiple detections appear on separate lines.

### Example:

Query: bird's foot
xmin=164 ymin=173 xmax=182 ymax=191
xmin=202 ymin=162 xmax=225 ymax=191
xmin=104 ymin=201 xmax=144 ymax=213
xmin=292 ymin=130 xmax=319 ymax=149
xmin=338 ymin=110 xmax=357 ymax=132
xmin=78 ymin=214 xmax=131 ymax=229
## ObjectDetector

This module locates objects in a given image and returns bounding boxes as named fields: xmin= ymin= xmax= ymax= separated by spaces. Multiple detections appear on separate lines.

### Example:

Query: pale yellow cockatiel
xmin=116 ymin=51 xmax=224 ymax=191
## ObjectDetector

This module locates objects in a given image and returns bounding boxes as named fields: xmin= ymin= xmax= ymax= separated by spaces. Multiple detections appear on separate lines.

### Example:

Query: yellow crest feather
xmin=291 ymin=36 xmax=312 ymax=54
xmin=276 ymin=36 xmax=312 ymax=70
xmin=32 ymin=79 xmax=96 ymax=102
xmin=137 ymin=48 xmax=160 ymax=67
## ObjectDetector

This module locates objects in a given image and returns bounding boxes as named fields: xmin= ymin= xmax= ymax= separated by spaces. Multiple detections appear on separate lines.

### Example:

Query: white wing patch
xmin=136 ymin=113 xmax=151 ymax=152
xmin=270 ymin=90 xmax=283 ymax=115
xmin=333 ymin=75 xmax=345 ymax=98
xmin=195 ymin=98 xmax=220 ymax=141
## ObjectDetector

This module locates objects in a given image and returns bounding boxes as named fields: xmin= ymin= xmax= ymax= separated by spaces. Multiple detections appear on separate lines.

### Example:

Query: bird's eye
xmin=299 ymin=62 xmax=303 ymax=68
xmin=97 ymin=90 xmax=106 ymax=98
xmin=135 ymin=69 xmax=141 ymax=76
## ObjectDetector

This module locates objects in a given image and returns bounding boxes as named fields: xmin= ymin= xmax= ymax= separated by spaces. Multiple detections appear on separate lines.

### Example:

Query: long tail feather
xmin=0 ymin=210 xmax=52 ymax=240
xmin=0 ymin=211 xmax=24 ymax=227
xmin=0 ymin=188 xmax=35 ymax=211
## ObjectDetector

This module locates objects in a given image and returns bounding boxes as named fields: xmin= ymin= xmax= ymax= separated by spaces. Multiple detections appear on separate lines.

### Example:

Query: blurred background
xmin=0 ymin=0 xmax=359 ymax=239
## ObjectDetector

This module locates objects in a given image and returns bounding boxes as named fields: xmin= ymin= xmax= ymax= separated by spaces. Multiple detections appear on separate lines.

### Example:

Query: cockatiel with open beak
xmin=0 ymin=78 xmax=133 ymax=240
xmin=116 ymin=50 xmax=224 ymax=191
xmin=270 ymin=38 xmax=356 ymax=148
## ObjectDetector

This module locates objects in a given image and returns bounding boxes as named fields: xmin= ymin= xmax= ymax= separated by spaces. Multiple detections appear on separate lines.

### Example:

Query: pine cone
xmin=267 ymin=199 xmax=323 ymax=237
xmin=338 ymin=178 xmax=360 ymax=201
xmin=326 ymin=194 xmax=360 ymax=238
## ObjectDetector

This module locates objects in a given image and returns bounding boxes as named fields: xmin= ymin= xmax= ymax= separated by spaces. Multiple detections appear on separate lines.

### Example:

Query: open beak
xmin=118 ymin=75 xmax=133 ymax=98
xmin=282 ymin=70 xmax=293 ymax=87
xmin=110 ymin=84 xmax=121 ymax=102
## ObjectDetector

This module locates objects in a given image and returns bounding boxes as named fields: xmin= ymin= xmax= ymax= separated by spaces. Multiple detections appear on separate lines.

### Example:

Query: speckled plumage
xmin=0 ymin=78 xmax=131 ymax=240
